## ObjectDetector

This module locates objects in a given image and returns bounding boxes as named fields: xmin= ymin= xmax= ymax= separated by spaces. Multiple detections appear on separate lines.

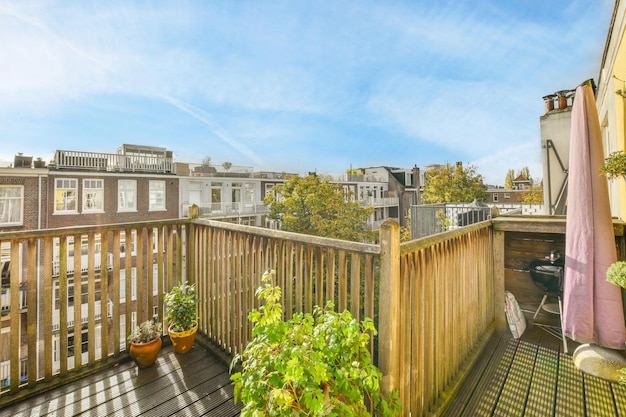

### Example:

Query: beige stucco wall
xmin=598 ymin=0 xmax=626 ymax=220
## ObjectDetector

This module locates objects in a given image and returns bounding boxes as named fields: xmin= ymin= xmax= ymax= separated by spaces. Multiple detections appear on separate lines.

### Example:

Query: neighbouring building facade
xmin=597 ymin=0 xmax=626 ymax=221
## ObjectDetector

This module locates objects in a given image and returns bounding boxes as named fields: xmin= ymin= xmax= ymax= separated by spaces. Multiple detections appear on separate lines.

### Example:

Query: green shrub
xmin=600 ymin=151 xmax=626 ymax=179
xmin=164 ymin=281 xmax=198 ymax=332
xmin=607 ymin=261 xmax=626 ymax=289
xmin=127 ymin=319 xmax=161 ymax=344
xmin=230 ymin=270 xmax=401 ymax=416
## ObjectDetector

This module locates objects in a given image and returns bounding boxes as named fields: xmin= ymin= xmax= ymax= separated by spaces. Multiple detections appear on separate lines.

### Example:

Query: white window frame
xmin=82 ymin=179 xmax=104 ymax=213
xmin=119 ymin=230 xmax=137 ymax=258
xmin=493 ymin=193 xmax=499 ymax=203
xmin=118 ymin=180 xmax=137 ymax=212
xmin=149 ymin=180 xmax=166 ymax=211
xmin=54 ymin=178 xmax=78 ymax=214
xmin=153 ymin=263 xmax=159 ymax=296
xmin=0 ymin=185 xmax=23 ymax=226
xmin=188 ymin=181 xmax=202 ymax=207
xmin=119 ymin=267 xmax=137 ymax=303
xmin=504 ymin=193 xmax=511 ymax=199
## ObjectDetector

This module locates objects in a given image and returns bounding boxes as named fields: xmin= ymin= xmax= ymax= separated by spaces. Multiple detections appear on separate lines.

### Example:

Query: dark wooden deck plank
xmin=0 ymin=344 xmax=239 ymax=417
xmin=444 ymin=311 xmax=625 ymax=417
xmin=555 ymin=352 xmax=585 ymax=416
xmin=525 ymin=345 xmax=558 ymax=416
xmin=584 ymin=373 xmax=618 ymax=417
xmin=469 ymin=337 xmax=518 ymax=416
xmin=492 ymin=341 xmax=536 ymax=416
xmin=2 ymin=352 xmax=139 ymax=415
xmin=442 ymin=331 xmax=508 ymax=417
xmin=613 ymin=383 xmax=626 ymax=417
xmin=82 ymin=351 xmax=223 ymax=416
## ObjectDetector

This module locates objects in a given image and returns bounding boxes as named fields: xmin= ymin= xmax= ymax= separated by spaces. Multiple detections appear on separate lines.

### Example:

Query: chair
xmin=529 ymin=258 xmax=568 ymax=353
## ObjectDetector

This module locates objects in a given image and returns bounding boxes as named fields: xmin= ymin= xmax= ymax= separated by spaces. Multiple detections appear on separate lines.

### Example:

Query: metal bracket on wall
xmin=543 ymin=139 xmax=568 ymax=215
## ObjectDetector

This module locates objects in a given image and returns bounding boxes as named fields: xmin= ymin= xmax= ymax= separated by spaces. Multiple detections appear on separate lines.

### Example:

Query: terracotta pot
xmin=168 ymin=321 xmax=198 ymax=354
xmin=129 ymin=337 xmax=162 ymax=368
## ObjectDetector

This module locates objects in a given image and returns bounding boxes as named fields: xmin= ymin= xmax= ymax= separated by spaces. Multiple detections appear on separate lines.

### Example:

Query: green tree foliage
xmin=230 ymin=270 xmax=402 ymax=416
xmin=264 ymin=175 xmax=375 ymax=242
xmin=421 ymin=163 xmax=488 ymax=204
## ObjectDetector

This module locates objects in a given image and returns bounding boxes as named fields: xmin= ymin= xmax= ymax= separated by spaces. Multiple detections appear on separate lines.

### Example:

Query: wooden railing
xmin=379 ymin=220 xmax=497 ymax=415
xmin=0 ymin=217 xmax=504 ymax=416
xmin=188 ymin=219 xmax=380 ymax=358
xmin=0 ymin=220 xmax=187 ymax=399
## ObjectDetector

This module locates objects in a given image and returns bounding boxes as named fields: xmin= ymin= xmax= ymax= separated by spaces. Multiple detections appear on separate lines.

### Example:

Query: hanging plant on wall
xmin=600 ymin=150 xmax=626 ymax=179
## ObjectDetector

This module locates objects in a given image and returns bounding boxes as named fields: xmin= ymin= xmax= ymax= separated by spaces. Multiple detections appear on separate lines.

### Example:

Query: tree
xmin=222 ymin=161 xmax=232 ymax=172
xmin=264 ymin=175 xmax=375 ymax=242
xmin=504 ymin=169 xmax=515 ymax=189
xmin=421 ymin=163 xmax=487 ymax=204
xmin=520 ymin=166 xmax=531 ymax=181
xmin=522 ymin=183 xmax=544 ymax=203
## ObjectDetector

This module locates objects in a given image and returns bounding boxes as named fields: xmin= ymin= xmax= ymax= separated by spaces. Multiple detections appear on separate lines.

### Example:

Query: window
xmin=0 ymin=185 xmax=23 ymax=226
xmin=119 ymin=230 xmax=137 ymax=257
xmin=54 ymin=277 xmax=102 ymax=309
xmin=119 ymin=267 xmax=137 ymax=302
xmin=211 ymin=184 xmax=222 ymax=212
xmin=232 ymin=183 xmax=242 ymax=211
xmin=189 ymin=181 xmax=202 ymax=206
xmin=153 ymin=263 xmax=159 ymax=296
xmin=149 ymin=181 xmax=165 ymax=211
xmin=493 ymin=193 xmax=499 ymax=202
xmin=55 ymin=179 xmax=78 ymax=213
xmin=118 ymin=180 xmax=137 ymax=212
xmin=504 ymin=193 xmax=511 ymax=199
xmin=82 ymin=179 xmax=104 ymax=212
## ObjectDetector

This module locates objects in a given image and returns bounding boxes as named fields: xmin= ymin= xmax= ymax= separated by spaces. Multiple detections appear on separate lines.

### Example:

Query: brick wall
xmin=47 ymin=173 xmax=179 ymax=228
xmin=0 ymin=173 xmax=48 ymax=231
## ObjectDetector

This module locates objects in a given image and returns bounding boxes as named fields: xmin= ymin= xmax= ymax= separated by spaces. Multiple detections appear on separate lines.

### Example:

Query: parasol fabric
xmin=562 ymin=84 xmax=626 ymax=349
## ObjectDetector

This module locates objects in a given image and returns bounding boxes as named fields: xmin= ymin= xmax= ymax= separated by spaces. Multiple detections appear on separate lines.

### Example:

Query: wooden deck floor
xmin=1 ymin=344 xmax=241 ymax=417
xmin=5 ymin=312 xmax=626 ymax=417
xmin=444 ymin=313 xmax=626 ymax=417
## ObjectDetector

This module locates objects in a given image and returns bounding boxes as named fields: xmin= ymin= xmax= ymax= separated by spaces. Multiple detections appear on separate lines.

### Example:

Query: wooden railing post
xmin=378 ymin=219 xmax=401 ymax=398
xmin=493 ymin=229 xmax=507 ymax=332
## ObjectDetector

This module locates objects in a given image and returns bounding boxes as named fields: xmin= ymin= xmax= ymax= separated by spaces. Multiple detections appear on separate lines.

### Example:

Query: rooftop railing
xmin=1 ymin=215 xmax=555 ymax=415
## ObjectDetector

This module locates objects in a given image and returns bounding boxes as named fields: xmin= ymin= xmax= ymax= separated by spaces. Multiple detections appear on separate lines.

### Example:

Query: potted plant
xmin=600 ymin=150 xmax=626 ymax=179
xmin=127 ymin=318 xmax=162 ymax=368
xmin=607 ymin=261 xmax=626 ymax=288
xmin=230 ymin=270 xmax=402 ymax=416
xmin=164 ymin=281 xmax=199 ymax=353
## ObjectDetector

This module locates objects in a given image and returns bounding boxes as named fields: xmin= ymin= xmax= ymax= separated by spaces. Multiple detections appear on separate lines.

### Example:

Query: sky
xmin=0 ymin=0 xmax=616 ymax=185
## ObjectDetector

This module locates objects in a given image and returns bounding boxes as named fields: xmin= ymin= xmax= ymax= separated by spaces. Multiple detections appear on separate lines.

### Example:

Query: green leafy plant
xmin=600 ymin=151 xmax=626 ymax=179
xmin=164 ymin=281 xmax=199 ymax=332
xmin=607 ymin=261 xmax=626 ymax=289
xmin=128 ymin=319 xmax=162 ymax=344
xmin=230 ymin=270 xmax=402 ymax=416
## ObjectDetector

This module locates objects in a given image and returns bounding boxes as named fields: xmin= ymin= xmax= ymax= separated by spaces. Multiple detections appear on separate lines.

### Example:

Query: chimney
xmin=542 ymin=94 xmax=556 ymax=113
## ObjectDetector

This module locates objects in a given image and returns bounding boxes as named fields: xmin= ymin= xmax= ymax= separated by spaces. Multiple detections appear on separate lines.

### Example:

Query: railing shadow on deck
xmin=0 ymin=215 xmax=530 ymax=416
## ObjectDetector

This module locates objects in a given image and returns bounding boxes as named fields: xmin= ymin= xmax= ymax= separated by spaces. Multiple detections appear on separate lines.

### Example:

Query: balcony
xmin=181 ymin=202 xmax=269 ymax=219
xmin=0 ymin=215 xmax=624 ymax=415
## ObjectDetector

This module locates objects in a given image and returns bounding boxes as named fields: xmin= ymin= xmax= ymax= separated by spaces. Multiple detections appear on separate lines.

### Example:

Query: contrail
xmin=1 ymin=6 xmax=118 ymax=76
xmin=1 ymin=5 xmax=263 ymax=166
xmin=162 ymin=95 xmax=266 ymax=167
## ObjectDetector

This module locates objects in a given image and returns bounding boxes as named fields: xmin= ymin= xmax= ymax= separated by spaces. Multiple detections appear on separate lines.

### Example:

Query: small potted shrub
xmin=164 ymin=281 xmax=199 ymax=354
xmin=607 ymin=261 xmax=626 ymax=289
xmin=230 ymin=270 xmax=402 ymax=416
xmin=128 ymin=318 xmax=162 ymax=368
xmin=600 ymin=151 xmax=626 ymax=179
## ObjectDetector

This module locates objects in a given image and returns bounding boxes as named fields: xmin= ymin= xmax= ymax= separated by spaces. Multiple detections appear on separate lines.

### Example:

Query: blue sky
xmin=0 ymin=0 xmax=615 ymax=185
